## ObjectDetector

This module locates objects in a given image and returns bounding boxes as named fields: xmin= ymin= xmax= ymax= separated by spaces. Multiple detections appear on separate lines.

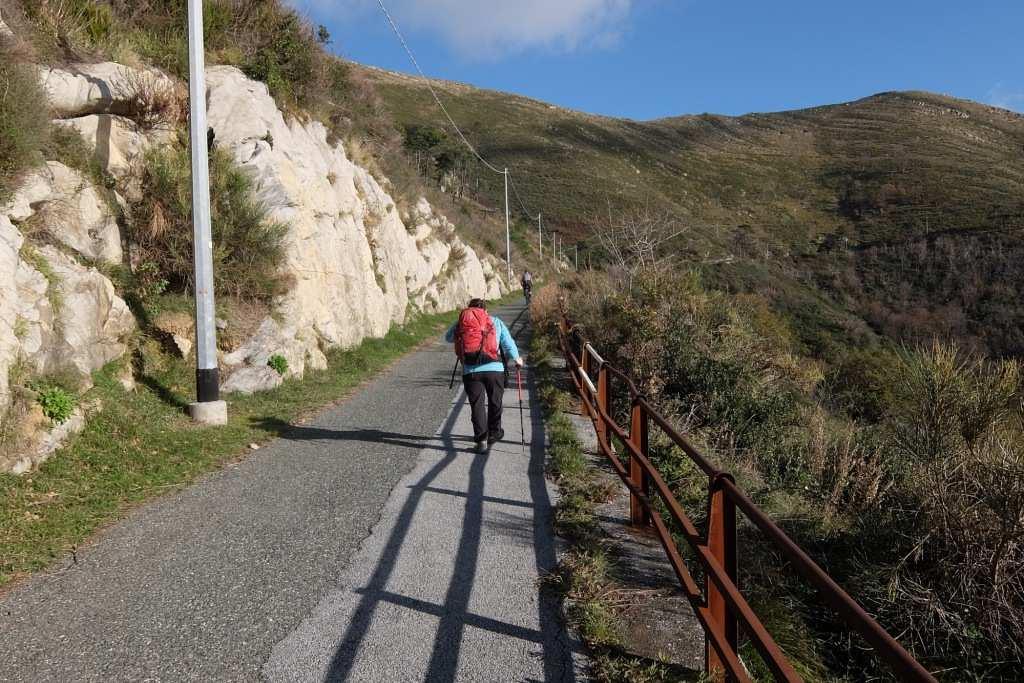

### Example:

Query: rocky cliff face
xmin=204 ymin=66 xmax=508 ymax=390
xmin=0 ymin=62 xmax=509 ymax=471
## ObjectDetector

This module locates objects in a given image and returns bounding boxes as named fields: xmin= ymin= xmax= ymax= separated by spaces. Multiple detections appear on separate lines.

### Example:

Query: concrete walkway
xmin=0 ymin=301 xmax=584 ymax=682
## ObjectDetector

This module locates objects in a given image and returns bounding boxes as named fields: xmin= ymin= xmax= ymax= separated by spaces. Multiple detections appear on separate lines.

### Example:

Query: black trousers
xmin=463 ymin=371 xmax=505 ymax=442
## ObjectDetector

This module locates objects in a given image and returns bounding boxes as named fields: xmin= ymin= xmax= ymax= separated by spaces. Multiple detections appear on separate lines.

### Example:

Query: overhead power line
xmin=506 ymin=171 xmax=538 ymax=220
xmin=375 ymin=0 xmax=505 ymax=176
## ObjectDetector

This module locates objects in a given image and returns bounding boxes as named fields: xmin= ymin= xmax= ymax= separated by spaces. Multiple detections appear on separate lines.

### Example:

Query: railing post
xmin=706 ymin=476 xmax=739 ymax=681
xmin=629 ymin=399 xmax=651 ymax=528
xmin=596 ymin=362 xmax=609 ymax=445
xmin=580 ymin=342 xmax=591 ymax=416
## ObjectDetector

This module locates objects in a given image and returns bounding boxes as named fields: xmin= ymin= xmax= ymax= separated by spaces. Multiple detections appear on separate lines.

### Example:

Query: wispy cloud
xmin=288 ymin=0 xmax=633 ymax=60
xmin=987 ymin=82 xmax=1024 ymax=112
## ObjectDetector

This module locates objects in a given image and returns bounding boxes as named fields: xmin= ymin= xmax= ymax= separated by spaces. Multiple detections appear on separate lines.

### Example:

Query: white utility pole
xmin=503 ymin=168 xmax=512 ymax=283
xmin=537 ymin=213 xmax=542 ymax=258
xmin=551 ymin=232 xmax=556 ymax=265
xmin=186 ymin=0 xmax=225 ymax=425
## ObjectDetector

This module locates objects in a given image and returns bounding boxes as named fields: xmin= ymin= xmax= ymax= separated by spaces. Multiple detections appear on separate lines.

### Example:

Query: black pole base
xmin=196 ymin=368 xmax=220 ymax=402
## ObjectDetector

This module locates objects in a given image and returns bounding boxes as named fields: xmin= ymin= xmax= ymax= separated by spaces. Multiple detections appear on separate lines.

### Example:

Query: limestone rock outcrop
xmin=2 ymin=59 xmax=511 ymax=469
xmin=204 ymin=66 xmax=508 ymax=386
xmin=4 ymin=161 xmax=122 ymax=263
xmin=0 ymin=201 xmax=134 ymax=404
xmin=1 ymin=178 xmax=134 ymax=472
xmin=40 ymin=63 xmax=177 ymax=200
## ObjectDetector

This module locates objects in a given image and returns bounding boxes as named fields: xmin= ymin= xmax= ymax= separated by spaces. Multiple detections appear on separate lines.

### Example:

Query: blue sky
xmin=288 ymin=1 xmax=1024 ymax=120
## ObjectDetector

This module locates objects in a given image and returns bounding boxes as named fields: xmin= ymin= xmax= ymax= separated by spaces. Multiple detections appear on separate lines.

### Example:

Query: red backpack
xmin=455 ymin=308 xmax=499 ymax=365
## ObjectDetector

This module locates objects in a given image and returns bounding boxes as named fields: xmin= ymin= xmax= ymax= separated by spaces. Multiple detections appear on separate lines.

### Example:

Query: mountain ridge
xmin=355 ymin=61 xmax=1024 ymax=357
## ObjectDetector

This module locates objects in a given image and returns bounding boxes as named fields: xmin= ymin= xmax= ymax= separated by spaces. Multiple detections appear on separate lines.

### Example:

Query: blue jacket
xmin=445 ymin=314 xmax=520 ymax=375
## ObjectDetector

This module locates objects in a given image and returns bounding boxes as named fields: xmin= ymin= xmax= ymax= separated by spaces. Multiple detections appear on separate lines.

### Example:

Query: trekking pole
xmin=448 ymin=358 xmax=460 ymax=390
xmin=517 ymin=367 xmax=526 ymax=455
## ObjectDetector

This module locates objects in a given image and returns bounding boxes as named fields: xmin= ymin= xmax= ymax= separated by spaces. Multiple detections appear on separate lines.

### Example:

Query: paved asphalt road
xmin=0 ymin=301 xmax=581 ymax=682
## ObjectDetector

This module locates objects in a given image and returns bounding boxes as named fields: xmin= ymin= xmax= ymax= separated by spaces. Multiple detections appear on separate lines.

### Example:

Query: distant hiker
xmin=446 ymin=299 xmax=523 ymax=452
xmin=520 ymin=271 xmax=533 ymax=300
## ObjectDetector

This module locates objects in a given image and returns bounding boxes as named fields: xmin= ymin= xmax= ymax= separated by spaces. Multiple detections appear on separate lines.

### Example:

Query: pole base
xmin=188 ymin=400 xmax=227 ymax=426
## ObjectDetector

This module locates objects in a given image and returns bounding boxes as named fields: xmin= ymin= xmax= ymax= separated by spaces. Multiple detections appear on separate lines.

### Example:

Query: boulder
xmin=8 ymin=405 xmax=88 ymax=475
xmin=222 ymin=366 xmax=284 ymax=395
xmin=37 ymin=62 xmax=177 ymax=119
xmin=221 ymin=317 xmax=326 ymax=379
xmin=39 ymin=246 xmax=135 ymax=380
xmin=54 ymin=115 xmax=171 ymax=192
xmin=2 ymin=161 xmax=122 ymax=263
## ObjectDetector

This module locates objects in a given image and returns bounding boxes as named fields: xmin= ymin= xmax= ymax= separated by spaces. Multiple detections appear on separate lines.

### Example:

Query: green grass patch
xmin=0 ymin=308 xmax=459 ymax=588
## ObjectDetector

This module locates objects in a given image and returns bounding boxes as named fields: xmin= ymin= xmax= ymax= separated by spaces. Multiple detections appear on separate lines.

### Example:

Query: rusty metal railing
xmin=556 ymin=310 xmax=936 ymax=682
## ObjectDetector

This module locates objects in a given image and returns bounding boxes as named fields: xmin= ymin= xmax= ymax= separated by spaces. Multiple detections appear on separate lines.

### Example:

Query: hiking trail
xmin=0 ymin=300 xmax=585 ymax=682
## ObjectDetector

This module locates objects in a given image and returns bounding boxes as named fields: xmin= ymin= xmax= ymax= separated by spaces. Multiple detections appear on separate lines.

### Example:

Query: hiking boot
xmin=487 ymin=429 xmax=505 ymax=446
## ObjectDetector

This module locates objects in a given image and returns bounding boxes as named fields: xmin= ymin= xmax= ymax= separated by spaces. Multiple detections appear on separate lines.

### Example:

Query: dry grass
xmin=118 ymin=66 xmax=187 ymax=131
xmin=0 ymin=30 xmax=49 ymax=201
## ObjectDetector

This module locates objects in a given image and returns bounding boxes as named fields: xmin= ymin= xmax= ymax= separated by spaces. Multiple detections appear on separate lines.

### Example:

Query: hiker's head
xmin=468 ymin=298 xmax=487 ymax=310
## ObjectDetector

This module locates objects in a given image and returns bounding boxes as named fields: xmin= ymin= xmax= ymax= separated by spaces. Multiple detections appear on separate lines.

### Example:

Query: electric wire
xmin=506 ymin=170 xmax=539 ymax=221
xmin=375 ymin=0 xmax=505 ymax=176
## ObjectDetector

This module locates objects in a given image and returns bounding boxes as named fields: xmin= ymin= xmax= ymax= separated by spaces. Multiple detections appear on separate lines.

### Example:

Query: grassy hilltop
xmin=360 ymin=65 xmax=1024 ymax=357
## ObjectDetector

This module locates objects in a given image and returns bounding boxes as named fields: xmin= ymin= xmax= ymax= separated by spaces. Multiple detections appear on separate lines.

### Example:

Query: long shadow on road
xmin=252 ymin=417 xmax=474 ymax=455
xmin=293 ymin=307 xmax=577 ymax=683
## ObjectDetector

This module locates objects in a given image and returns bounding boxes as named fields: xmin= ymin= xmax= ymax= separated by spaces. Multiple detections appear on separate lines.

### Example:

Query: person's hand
xmin=514 ymin=356 xmax=525 ymax=368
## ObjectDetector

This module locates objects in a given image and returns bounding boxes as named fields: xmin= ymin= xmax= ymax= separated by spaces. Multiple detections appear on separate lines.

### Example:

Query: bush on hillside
xmin=561 ymin=265 xmax=1024 ymax=677
xmin=21 ymin=0 xmax=117 ymax=58
xmin=866 ymin=343 xmax=1024 ymax=665
xmin=129 ymin=144 xmax=289 ymax=303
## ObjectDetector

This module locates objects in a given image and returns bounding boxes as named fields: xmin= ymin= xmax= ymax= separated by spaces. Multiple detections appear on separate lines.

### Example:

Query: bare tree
xmin=592 ymin=202 xmax=687 ymax=289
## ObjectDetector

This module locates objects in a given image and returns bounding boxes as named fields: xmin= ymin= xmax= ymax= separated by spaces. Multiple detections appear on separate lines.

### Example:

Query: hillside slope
xmin=361 ymin=65 xmax=1024 ymax=356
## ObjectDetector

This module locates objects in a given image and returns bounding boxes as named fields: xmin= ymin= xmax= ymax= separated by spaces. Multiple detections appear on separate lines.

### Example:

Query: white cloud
xmin=289 ymin=0 xmax=633 ymax=60
xmin=987 ymin=83 xmax=1024 ymax=112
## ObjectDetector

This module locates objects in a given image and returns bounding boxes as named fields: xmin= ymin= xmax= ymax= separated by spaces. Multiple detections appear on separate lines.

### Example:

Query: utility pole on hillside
xmin=503 ymin=168 xmax=512 ymax=283
xmin=186 ymin=0 xmax=226 ymax=426
xmin=538 ymin=213 xmax=542 ymax=258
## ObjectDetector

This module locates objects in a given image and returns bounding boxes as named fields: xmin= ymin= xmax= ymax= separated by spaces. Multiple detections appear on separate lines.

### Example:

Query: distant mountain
xmin=360 ymin=64 xmax=1024 ymax=357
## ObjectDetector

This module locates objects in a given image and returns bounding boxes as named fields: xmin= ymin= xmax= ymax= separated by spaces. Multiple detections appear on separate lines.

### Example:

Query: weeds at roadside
xmin=531 ymin=326 xmax=692 ymax=682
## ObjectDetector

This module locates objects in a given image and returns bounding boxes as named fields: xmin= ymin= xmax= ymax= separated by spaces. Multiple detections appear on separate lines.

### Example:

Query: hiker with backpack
xmin=446 ymin=299 xmax=523 ymax=452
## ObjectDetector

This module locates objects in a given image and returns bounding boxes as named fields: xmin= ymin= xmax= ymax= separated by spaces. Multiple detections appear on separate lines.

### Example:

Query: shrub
xmin=240 ymin=11 xmax=318 ymax=107
xmin=23 ymin=0 xmax=118 ymax=56
xmin=130 ymin=144 xmax=289 ymax=302
xmin=36 ymin=386 xmax=75 ymax=424
xmin=267 ymin=354 xmax=288 ymax=376
xmin=0 ymin=43 xmax=49 ymax=202
xmin=870 ymin=342 xmax=1024 ymax=666
xmin=118 ymin=67 xmax=188 ymax=131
